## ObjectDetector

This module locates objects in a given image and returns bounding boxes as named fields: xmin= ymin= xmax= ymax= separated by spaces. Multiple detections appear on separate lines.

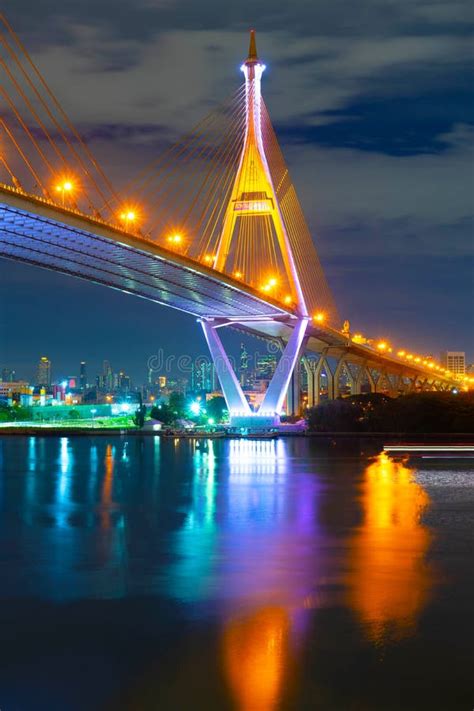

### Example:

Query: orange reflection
xmin=223 ymin=606 xmax=290 ymax=711
xmin=101 ymin=444 xmax=114 ymax=528
xmin=347 ymin=452 xmax=433 ymax=641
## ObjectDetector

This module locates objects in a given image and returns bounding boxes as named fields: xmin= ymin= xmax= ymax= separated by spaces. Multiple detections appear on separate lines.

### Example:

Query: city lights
xmin=189 ymin=401 xmax=201 ymax=415
xmin=313 ymin=312 xmax=325 ymax=324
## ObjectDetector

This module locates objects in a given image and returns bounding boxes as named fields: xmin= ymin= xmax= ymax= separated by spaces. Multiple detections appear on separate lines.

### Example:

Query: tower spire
xmin=246 ymin=29 xmax=258 ymax=63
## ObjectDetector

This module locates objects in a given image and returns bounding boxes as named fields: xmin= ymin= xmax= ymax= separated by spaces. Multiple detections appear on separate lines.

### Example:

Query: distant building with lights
xmin=79 ymin=361 xmax=87 ymax=390
xmin=0 ymin=381 xmax=33 ymax=405
xmin=440 ymin=351 xmax=465 ymax=375
xmin=255 ymin=354 xmax=277 ymax=381
xmin=37 ymin=356 xmax=51 ymax=386
xmin=1 ymin=367 xmax=16 ymax=382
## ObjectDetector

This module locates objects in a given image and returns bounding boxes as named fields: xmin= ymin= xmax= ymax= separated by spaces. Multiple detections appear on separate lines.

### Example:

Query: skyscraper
xmin=79 ymin=361 xmax=87 ymax=390
xmin=1 ymin=367 xmax=15 ymax=382
xmin=440 ymin=351 xmax=466 ymax=375
xmin=103 ymin=360 xmax=113 ymax=391
xmin=37 ymin=356 xmax=51 ymax=386
xmin=239 ymin=343 xmax=250 ymax=386
xmin=255 ymin=354 xmax=277 ymax=381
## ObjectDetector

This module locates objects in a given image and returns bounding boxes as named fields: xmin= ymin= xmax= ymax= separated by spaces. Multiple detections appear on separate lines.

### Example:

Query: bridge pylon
xmin=214 ymin=30 xmax=307 ymax=316
xmin=202 ymin=31 xmax=309 ymax=429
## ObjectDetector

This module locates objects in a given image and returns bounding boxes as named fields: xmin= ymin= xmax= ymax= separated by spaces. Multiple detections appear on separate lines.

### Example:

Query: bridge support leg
xmin=201 ymin=317 xmax=308 ymax=429
xmin=303 ymin=356 xmax=319 ymax=408
xmin=200 ymin=320 xmax=251 ymax=417
xmin=286 ymin=359 xmax=302 ymax=417
xmin=261 ymin=318 xmax=309 ymax=417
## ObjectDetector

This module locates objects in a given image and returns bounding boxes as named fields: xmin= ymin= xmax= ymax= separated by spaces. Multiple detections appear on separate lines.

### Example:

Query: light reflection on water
xmin=346 ymin=452 xmax=433 ymax=643
xmin=0 ymin=435 xmax=468 ymax=709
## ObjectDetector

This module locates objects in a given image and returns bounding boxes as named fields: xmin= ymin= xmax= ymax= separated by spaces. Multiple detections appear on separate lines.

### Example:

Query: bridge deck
xmin=0 ymin=186 xmax=290 ymax=321
xmin=0 ymin=185 xmax=456 ymax=386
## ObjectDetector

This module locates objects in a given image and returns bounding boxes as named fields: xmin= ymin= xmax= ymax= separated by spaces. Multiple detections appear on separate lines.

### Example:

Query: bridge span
xmin=0 ymin=29 xmax=462 ymax=427
xmin=0 ymin=183 xmax=458 ymax=419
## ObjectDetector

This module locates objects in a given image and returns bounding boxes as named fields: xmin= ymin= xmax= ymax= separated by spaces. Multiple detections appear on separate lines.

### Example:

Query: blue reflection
xmin=168 ymin=439 xmax=321 ymax=613
xmin=56 ymin=437 xmax=73 ymax=528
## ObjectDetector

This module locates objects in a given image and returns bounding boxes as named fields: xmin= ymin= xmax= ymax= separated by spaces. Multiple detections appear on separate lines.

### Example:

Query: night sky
xmin=0 ymin=0 xmax=473 ymax=383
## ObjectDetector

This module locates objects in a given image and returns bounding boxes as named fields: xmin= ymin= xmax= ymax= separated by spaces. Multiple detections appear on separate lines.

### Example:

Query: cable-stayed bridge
xmin=0 ymin=20 xmax=463 ymax=426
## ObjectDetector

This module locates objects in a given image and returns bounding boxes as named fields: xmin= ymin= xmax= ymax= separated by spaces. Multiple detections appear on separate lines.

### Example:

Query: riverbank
xmin=0 ymin=426 xmax=473 ymax=442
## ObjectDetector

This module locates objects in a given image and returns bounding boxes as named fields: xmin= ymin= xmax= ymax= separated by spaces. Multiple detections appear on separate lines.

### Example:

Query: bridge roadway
xmin=0 ymin=184 xmax=456 ymax=394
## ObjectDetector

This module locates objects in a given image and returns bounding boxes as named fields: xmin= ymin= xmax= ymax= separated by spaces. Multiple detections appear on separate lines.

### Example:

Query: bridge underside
xmin=0 ymin=197 xmax=290 ymax=321
xmin=0 ymin=190 xmax=458 ymax=426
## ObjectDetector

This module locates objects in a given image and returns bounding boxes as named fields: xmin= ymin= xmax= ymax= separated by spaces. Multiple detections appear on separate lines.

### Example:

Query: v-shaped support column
xmin=200 ymin=320 xmax=251 ymax=416
xmin=201 ymin=317 xmax=308 ymax=427
xmin=259 ymin=318 xmax=308 ymax=416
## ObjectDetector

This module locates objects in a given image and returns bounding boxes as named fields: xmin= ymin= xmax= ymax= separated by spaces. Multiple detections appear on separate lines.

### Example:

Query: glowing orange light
xmin=56 ymin=179 xmax=73 ymax=192
xmin=204 ymin=254 xmax=216 ymax=264
xmin=313 ymin=312 xmax=325 ymax=323
xmin=55 ymin=178 xmax=76 ymax=205
xmin=397 ymin=350 xmax=406 ymax=357
xmin=268 ymin=277 xmax=278 ymax=287
xmin=120 ymin=210 xmax=136 ymax=222
xmin=414 ymin=356 xmax=421 ymax=363
xmin=406 ymin=354 xmax=413 ymax=361
xmin=233 ymin=271 xmax=243 ymax=279
xmin=284 ymin=295 xmax=292 ymax=305
xmin=167 ymin=233 xmax=183 ymax=246
xmin=377 ymin=341 xmax=388 ymax=351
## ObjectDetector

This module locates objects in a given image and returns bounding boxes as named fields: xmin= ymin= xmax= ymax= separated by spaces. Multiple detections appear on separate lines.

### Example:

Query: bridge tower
xmin=201 ymin=31 xmax=309 ymax=429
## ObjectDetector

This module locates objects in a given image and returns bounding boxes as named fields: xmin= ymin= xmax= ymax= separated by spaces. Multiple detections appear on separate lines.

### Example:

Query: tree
xmin=206 ymin=396 xmax=228 ymax=422
xmin=306 ymin=392 xmax=474 ymax=434
xmin=150 ymin=404 xmax=174 ymax=425
xmin=168 ymin=391 xmax=186 ymax=417
xmin=133 ymin=392 xmax=147 ymax=428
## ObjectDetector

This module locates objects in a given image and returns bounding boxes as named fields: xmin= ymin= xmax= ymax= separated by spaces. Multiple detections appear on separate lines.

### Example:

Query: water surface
xmin=0 ymin=436 xmax=472 ymax=710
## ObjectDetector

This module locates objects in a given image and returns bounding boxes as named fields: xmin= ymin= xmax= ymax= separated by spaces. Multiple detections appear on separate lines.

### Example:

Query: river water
xmin=0 ymin=435 xmax=472 ymax=710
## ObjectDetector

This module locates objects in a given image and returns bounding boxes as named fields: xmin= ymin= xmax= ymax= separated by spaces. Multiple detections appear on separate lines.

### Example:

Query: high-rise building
xmin=440 ymin=351 xmax=465 ymax=375
xmin=194 ymin=359 xmax=214 ymax=392
xmin=79 ymin=361 xmax=87 ymax=391
xmin=1 ymin=367 xmax=15 ymax=382
xmin=239 ymin=343 xmax=250 ymax=386
xmin=118 ymin=371 xmax=131 ymax=392
xmin=102 ymin=360 xmax=113 ymax=391
xmin=37 ymin=356 xmax=51 ymax=386
xmin=255 ymin=354 xmax=277 ymax=381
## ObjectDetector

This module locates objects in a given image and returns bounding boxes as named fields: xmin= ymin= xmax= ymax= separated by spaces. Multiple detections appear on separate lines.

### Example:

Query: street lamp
xmin=55 ymin=178 xmax=75 ymax=207
xmin=119 ymin=208 xmax=138 ymax=232
xmin=167 ymin=233 xmax=184 ymax=249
